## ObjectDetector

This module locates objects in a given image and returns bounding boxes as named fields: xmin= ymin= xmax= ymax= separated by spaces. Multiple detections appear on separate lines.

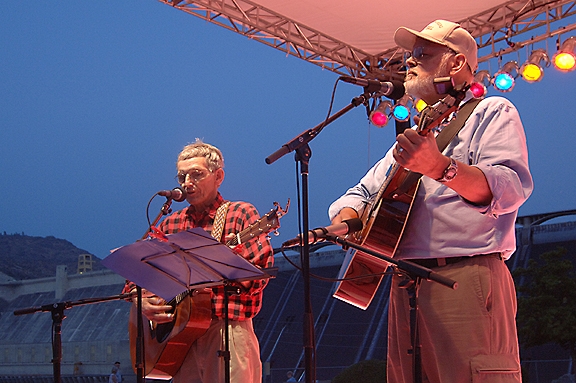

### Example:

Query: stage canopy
xmin=159 ymin=0 xmax=576 ymax=81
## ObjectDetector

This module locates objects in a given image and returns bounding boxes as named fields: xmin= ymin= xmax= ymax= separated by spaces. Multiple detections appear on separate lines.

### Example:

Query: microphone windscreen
xmin=388 ymin=81 xmax=406 ymax=100
xmin=174 ymin=187 xmax=187 ymax=202
xmin=343 ymin=218 xmax=363 ymax=233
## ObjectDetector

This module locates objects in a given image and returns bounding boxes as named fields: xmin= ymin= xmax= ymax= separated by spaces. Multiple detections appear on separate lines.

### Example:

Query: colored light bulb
xmin=414 ymin=99 xmax=427 ymax=112
xmin=370 ymin=111 xmax=388 ymax=127
xmin=553 ymin=52 xmax=576 ymax=71
xmin=392 ymin=105 xmax=410 ymax=121
xmin=493 ymin=72 xmax=515 ymax=92
xmin=521 ymin=63 xmax=544 ymax=82
xmin=469 ymin=82 xmax=486 ymax=98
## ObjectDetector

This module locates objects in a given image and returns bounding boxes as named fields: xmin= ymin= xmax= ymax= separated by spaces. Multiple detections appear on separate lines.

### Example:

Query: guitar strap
xmin=212 ymin=201 xmax=231 ymax=242
xmin=434 ymin=97 xmax=482 ymax=153
xmin=398 ymin=97 xmax=483 ymax=193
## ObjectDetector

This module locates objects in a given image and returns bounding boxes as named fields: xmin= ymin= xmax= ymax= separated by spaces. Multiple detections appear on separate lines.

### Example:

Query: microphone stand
xmin=13 ymin=293 xmax=134 ymax=383
xmin=266 ymin=91 xmax=370 ymax=383
xmin=324 ymin=234 xmax=457 ymax=383
xmin=12 ymin=196 xmax=177 ymax=383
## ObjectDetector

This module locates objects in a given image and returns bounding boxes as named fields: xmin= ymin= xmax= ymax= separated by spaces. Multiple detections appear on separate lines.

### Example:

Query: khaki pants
xmin=387 ymin=255 xmax=522 ymax=383
xmin=174 ymin=318 xmax=262 ymax=383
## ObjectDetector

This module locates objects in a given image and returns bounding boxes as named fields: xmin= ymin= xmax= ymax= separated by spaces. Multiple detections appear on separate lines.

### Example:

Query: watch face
xmin=437 ymin=158 xmax=458 ymax=182
xmin=445 ymin=167 xmax=457 ymax=180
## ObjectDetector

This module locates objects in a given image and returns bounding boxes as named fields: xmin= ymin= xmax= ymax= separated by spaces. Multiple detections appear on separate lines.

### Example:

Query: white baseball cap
xmin=394 ymin=20 xmax=478 ymax=72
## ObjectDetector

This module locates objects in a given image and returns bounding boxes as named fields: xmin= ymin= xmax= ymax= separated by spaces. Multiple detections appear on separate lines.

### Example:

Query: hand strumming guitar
xmin=134 ymin=290 xmax=174 ymax=324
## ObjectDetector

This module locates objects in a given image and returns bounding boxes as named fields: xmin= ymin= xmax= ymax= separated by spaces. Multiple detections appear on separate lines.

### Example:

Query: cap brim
xmin=394 ymin=26 xmax=446 ymax=50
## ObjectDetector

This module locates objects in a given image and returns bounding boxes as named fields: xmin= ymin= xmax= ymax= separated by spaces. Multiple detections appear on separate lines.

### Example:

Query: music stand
xmin=102 ymin=227 xmax=272 ymax=383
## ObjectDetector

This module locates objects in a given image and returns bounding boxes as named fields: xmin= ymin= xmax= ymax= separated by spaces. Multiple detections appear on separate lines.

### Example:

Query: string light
xmin=373 ymin=36 xmax=575 ymax=124
xmin=470 ymin=70 xmax=491 ymax=98
xmin=414 ymin=99 xmax=427 ymax=112
xmin=391 ymin=95 xmax=412 ymax=122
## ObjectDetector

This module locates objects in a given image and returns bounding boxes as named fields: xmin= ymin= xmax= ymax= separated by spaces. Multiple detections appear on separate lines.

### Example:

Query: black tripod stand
xmin=266 ymin=89 xmax=372 ymax=383
xmin=13 ymin=293 xmax=133 ymax=383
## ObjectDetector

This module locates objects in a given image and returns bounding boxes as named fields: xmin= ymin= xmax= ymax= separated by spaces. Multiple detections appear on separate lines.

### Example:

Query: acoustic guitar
xmin=129 ymin=200 xmax=289 ymax=377
xmin=333 ymin=81 xmax=469 ymax=309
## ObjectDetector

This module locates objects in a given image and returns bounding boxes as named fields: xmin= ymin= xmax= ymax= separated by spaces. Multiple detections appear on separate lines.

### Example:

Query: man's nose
xmin=182 ymin=173 xmax=194 ymax=186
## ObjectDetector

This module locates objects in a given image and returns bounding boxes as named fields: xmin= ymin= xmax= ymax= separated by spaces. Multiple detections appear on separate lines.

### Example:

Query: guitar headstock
xmin=417 ymin=78 xmax=470 ymax=136
xmin=232 ymin=199 xmax=290 ymax=245
xmin=272 ymin=199 xmax=290 ymax=220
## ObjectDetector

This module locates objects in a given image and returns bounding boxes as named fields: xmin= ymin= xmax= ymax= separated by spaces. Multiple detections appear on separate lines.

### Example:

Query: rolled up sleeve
xmin=464 ymin=98 xmax=533 ymax=217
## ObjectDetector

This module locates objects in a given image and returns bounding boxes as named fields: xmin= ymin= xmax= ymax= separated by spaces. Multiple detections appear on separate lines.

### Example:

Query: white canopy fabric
xmin=254 ymin=0 xmax=507 ymax=56
xmin=163 ymin=0 xmax=576 ymax=79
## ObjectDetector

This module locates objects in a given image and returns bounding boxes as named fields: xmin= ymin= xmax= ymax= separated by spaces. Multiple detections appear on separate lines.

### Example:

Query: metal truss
xmin=161 ymin=0 xmax=373 ymax=77
xmin=160 ymin=0 xmax=576 ymax=80
xmin=462 ymin=0 xmax=576 ymax=61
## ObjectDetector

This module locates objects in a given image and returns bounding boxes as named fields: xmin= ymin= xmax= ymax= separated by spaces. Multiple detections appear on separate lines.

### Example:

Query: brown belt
xmin=407 ymin=252 xmax=502 ymax=268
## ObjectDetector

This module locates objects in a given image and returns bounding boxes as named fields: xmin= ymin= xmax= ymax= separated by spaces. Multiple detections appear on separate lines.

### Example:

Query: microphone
xmin=157 ymin=187 xmax=187 ymax=202
xmin=340 ymin=76 xmax=406 ymax=100
xmin=282 ymin=218 xmax=363 ymax=248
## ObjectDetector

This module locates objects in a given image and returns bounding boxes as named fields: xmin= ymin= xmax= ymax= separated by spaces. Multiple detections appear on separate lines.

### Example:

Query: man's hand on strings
xmin=137 ymin=293 xmax=174 ymax=324
xmin=393 ymin=128 xmax=448 ymax=180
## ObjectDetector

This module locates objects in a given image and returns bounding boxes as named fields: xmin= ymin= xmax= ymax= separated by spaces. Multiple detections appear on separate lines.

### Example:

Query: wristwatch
xmin=435 ymin=157 xmax=458 ymax=182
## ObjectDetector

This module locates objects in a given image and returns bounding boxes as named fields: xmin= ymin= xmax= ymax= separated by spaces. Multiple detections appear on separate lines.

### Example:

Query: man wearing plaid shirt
xmin=131 ymin=139 xmax=274 ymax=383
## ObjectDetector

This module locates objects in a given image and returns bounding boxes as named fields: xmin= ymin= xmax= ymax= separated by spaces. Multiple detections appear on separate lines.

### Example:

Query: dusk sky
xmin=2 ymin=1 xmax=575 ymax=260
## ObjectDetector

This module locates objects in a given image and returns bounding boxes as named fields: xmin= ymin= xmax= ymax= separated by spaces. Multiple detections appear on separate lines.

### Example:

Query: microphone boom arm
xmin=265 ymin=93 xmax=369 ymax=164
xmin=324 ymin=234 xmax=458 ymax=290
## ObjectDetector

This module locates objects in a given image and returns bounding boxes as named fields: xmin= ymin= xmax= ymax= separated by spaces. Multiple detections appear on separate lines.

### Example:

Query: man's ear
xmin=215 ymin=168 xmax=225 ymax=187
xmin=450 ymin=53 xmax=469 ymax=75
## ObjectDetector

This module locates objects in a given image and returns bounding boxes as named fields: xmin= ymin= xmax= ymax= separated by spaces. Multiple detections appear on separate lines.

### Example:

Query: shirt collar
xmin=459 ymin=89 xmax=477 ymax=107
xmin=185 ymin=193 xmax=225 ymax=220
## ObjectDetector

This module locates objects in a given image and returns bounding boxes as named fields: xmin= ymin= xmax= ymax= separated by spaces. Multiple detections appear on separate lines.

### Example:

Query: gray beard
xmin=405 ymin=76 xmax=437 ymax=101
xmin=405 ymin=56 xmax=452 ymax=101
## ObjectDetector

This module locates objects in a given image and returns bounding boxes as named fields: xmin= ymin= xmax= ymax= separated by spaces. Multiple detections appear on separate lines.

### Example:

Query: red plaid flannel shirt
xmin=124 ymin=193 xmax=274 ymax=321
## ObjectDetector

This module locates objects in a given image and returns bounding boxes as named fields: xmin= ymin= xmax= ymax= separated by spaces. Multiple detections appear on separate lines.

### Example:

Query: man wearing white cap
xmin=329 ymin=20 xmax=533 ymax=382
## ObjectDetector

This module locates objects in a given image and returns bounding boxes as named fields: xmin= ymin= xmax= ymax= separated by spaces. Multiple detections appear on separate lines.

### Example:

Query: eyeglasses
xmin=408 ymin=46 xmax=457 ymax=62
xmin=175 ymin=169 xmax=213 ymax=184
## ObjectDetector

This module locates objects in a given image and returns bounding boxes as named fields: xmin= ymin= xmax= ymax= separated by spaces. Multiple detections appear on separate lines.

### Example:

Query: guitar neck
xmin=224 ymin=223 xmax=255 ymax=247
xmin=226 ymin=236 xmax=240 ymax=247
xmin=168 ymin=290 xmax=191 ymax=306
xmin=370 ymin=93 xmax=464 ymax=204
xmin=224 ymin=207 xmax=281 ymax=247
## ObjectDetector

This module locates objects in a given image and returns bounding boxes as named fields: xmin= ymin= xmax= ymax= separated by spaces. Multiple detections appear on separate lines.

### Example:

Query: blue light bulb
xmin=392 ymin=105 xmax=410 ymax=121
xmin=493 ymin=72 xmax=515 ymax=92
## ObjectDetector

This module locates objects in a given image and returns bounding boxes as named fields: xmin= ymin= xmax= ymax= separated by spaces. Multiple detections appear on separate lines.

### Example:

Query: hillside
xmin=0 ymin=232 xmax=105 ymax=280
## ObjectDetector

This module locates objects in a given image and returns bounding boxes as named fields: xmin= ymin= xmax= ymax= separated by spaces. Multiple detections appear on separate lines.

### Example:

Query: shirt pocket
xmin=471 ymin=354 xmax=521 ymax=383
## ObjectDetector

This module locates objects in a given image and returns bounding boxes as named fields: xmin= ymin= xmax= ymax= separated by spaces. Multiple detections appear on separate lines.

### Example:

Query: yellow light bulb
xmin=414 ymin=99 xmax=427 ymax=112
xmin=521 ymin=63 xmax=544 ymax=82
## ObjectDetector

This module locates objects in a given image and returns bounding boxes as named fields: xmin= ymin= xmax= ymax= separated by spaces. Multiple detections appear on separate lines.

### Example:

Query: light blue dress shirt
xmin=329 ymin=94 xmax=533 ymax=260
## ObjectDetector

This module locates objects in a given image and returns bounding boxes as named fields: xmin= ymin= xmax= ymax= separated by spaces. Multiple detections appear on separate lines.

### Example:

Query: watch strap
xmin=435 ymin=157 xmax=458 ymax=182
xmin=395 ymin=97 xmax=481 ymax=193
